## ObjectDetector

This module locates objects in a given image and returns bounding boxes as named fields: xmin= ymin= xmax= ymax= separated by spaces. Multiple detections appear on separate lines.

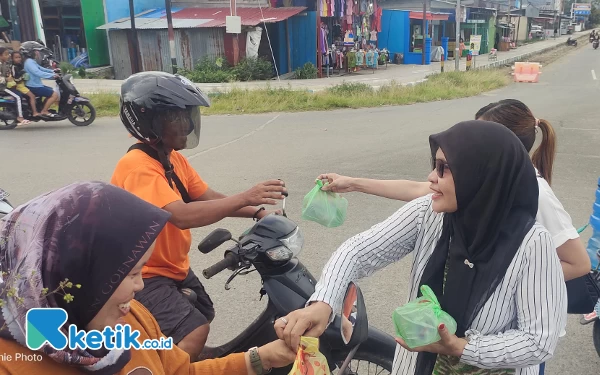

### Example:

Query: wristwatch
xmin=248 ymin=346 xmax=265 ymax=375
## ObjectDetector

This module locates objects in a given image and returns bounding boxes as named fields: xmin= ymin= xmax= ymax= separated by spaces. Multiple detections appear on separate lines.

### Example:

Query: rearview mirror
xmin=198 ymin=229 xmax=232 ymax=254
xmin=337 ymin=282 xmax=369 ymax=374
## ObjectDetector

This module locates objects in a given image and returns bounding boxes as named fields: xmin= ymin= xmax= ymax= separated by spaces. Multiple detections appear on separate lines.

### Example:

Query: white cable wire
xmin=258 ymin=0 xmax=281 ymax=81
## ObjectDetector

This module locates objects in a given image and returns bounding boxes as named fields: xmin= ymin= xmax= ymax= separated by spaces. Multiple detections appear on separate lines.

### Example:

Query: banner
xmin=469 ymin=35 xmax=482 ymax=56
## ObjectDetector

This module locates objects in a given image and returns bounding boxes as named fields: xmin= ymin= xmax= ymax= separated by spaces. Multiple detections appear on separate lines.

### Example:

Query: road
xmin=1 ymin=45 xmax=599 ymax=372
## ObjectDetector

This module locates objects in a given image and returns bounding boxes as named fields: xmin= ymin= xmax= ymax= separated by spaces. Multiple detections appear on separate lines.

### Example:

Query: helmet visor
xmin=156 ymin=107 xmax=201 ymax=151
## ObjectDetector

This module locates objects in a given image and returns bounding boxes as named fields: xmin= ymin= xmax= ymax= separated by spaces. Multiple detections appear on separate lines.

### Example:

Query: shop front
xmin=378 ymin=9 xmax=449 ymax=65
xmin=315 ymin=0 xmax=384 ymax=76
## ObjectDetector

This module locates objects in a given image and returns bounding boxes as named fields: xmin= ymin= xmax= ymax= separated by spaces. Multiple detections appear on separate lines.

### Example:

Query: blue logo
xmin=25 ymin=308 xmax=173 ymax=351
xmin=26 ymin=308 xmax=69 ymax=350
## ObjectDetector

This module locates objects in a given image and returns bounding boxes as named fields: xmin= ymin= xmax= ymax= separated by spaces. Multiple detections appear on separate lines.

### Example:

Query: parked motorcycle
xmin=196 ymin=195 xmax=396 ymax=374
xmin=566 ymin=37 xmax=578 ymax=46
xmin=0 ymin=188 xmax=14 ymax=219
xmin=0 ymin=73 xmax=96 ymax=130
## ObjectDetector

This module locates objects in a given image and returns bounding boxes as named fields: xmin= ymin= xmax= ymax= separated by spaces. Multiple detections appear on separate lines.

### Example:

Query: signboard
xmin=469 ymin=35 xmax=482 ymax=56
xmin=572 ymin=3 xmax=592 ymax=16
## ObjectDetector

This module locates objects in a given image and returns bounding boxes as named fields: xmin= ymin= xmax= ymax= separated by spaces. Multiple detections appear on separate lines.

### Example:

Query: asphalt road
xmin=1 ymin=45 xmax=599 ymax=373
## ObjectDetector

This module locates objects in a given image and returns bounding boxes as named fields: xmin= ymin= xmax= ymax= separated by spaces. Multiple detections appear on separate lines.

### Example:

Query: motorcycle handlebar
xmin=202 ymin=253 xmax=238 ymax=279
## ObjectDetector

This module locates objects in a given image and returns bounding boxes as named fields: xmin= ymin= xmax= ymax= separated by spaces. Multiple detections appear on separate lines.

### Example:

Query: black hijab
xmin=0 ymin=181 xmax=171 ymax=374
xmin=415 ymin=120 xmax=539 ymax=374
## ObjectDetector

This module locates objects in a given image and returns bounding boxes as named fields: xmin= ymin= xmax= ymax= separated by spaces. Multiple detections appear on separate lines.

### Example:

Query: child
xmin=10 ymin=51 xmax=40 ymax=118
xmin=0 ymin=47 xmax=29 ymax=125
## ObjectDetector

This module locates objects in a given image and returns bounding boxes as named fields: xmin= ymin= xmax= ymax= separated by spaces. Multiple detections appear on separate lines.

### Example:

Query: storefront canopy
xmin=409 ymin=11 xmax=450 ymax=21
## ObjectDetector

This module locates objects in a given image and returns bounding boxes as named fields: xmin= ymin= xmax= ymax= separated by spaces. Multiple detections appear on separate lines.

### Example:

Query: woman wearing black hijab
xmin=275 ymin=121 xmax=567 ymax=375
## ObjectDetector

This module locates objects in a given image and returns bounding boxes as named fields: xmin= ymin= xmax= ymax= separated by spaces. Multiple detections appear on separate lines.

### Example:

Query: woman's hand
xmin=274 ymin=302 xmax=333 ymax=350
xmin=395 ymin=324 xmax=468 ymax=358
xmin=317 ymin=173 xmax=356 ymax=193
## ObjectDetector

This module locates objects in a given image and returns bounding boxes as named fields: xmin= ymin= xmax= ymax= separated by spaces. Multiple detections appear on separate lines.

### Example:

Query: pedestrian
xmin=277 ymin=120 xmax=567 ymax=375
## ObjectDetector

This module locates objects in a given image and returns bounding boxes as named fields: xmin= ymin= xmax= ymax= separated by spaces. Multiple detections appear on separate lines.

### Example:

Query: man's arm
xmin=195 ymin=188 xmax=266 ymax=219
xmin=24 ymin=60 xmax=55 ymax=79
xmin=166 ymin=181 xmax=285 ymax=230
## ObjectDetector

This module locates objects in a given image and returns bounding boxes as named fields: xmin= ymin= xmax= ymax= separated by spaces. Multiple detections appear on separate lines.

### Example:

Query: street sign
xmin=469 ymin=35 xmax=482 ymax=56
xmin=572 ymin=3 xmax=592 ymax=16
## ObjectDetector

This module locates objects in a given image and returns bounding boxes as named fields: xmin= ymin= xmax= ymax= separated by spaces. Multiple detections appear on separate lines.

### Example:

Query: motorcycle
xmin=0 ymin=188 xmax=14 ymax=219
xmin=0 ymin=73 xmax=96 ymax=130
xmin=566 ymin=37 xmax=578 ymax=46
xmin=593 ymin=40 xmax=599 ymax=49
xmin=196 ymin=195 xmax=396 ymax=374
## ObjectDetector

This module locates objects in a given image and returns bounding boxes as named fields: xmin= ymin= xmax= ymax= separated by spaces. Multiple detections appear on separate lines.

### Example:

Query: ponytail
xmin=531 ymin=118 xmax=556 ymax=185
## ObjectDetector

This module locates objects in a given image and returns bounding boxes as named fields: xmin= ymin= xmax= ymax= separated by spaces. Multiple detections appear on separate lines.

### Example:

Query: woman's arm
xmin=556 ymin=238 xmax=591 ymax=281
xmin=459 ymin=229 xmax=567 ymax=369
xmin=308 ymin=195 xmax=432 ymax=316
xmin=317 ymin=173 xmax=431 ymax=201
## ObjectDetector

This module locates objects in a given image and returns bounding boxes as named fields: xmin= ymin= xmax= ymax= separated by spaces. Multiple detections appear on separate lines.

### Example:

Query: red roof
xmin=409 ymin=11 xmax=450 ymax=21
xmin=171 ymin=7 xmax=307 ymax=28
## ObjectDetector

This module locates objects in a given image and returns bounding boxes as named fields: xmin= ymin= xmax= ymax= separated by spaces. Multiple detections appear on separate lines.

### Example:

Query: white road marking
xmin=187 ymin=114 xmax=280 ymax=160
xmin=592 ymin=70 xmax=597 ymax=80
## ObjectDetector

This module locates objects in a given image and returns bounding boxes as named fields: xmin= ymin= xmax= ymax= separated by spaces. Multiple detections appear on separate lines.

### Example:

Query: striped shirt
xmin=308 ymin=195 xmax=567 ymax=375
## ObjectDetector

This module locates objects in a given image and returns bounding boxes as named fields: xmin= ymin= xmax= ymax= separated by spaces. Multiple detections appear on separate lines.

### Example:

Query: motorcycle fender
xmin=73 ymin=97 xmax=90 ymax=103
xmin=262 ymin=259 xmax=318 ymax=314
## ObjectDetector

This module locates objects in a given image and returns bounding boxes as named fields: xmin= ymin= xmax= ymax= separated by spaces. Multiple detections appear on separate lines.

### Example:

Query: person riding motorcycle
xmin=20 ymin=41 xmax=62 ymax=119
xmin=110 ymin=71 xmax=287 ymax=361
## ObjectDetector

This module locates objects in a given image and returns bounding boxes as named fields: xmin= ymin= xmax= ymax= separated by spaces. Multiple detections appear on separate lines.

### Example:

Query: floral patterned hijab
xmin=0 ymin=181 xmax=170 ymax=374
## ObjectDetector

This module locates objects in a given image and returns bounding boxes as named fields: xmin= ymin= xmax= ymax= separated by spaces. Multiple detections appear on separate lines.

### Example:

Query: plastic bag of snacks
xmin=392 ymin=285 xmax=457 ymax=348
xmin=301 ymin=180 xmax=348 ymax=228
xmin=288 ymin=336 xmax=330 ymax=375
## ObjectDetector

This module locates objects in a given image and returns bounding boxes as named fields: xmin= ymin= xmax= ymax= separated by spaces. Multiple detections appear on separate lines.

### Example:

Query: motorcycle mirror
xmin=337 ymin=282 xmax=369 ymax=374
xmin=198 ymin=228 xmax=232 ymax=254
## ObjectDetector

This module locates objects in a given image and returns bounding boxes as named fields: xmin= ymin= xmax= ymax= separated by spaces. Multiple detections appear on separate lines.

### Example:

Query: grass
xmin=86 ymin=69 xmax=510 ymax=117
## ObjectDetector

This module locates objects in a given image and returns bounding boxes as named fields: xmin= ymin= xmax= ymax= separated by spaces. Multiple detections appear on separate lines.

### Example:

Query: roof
xmin=97 ymin=6 xmax=307 ymax=30
xmin=171 ymin=7 xmax=307 ymax=28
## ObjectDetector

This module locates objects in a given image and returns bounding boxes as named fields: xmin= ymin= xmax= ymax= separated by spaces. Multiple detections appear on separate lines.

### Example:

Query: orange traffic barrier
xmin=511 ymin=62 xmax=542 ymax=83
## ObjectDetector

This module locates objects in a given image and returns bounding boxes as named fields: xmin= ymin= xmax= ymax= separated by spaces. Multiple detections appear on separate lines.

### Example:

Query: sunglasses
xmin=433 ymin=159 xmax=450 ymax=178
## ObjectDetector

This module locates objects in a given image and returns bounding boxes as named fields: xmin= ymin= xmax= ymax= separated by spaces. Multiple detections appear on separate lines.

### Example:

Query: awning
xmin=98 ymin=6 xmax=307 ymax=30
xmin=409 ymin=11 xmax=450 ymax=21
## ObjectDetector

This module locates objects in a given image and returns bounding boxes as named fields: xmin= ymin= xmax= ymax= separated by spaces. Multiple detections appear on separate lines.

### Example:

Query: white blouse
xmin=308 ymin=195 xmax=567 ymax=375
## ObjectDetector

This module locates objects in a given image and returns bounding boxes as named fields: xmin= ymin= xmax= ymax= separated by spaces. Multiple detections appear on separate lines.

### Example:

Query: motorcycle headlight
xmin=265 ymin=227 xmax=305 ymax=262
xmin=266 ymin=246 xmax=294 ymax=262
xmin=280 ymin=227 xmax=304 ymax=257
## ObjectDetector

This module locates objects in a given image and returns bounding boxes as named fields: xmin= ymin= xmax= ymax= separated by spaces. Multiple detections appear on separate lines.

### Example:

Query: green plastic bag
xmin=301 ymin=179 xmax=348 ymax=228
xmin=392 ymin=285 xmax=457 ymax=349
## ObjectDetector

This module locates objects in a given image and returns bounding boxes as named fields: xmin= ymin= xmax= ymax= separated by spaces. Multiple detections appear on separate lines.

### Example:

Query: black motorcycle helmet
xmin=120 ymin=71 xmax=210 ymax=150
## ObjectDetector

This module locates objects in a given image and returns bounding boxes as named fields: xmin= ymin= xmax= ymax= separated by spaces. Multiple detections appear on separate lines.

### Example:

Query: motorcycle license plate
xmin=67 ymin=95 xmax=74 ymax=104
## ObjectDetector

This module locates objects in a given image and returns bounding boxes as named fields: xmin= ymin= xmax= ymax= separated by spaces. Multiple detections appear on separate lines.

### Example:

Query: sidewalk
xmin=72 ymin=31 xmax=589 ymax=95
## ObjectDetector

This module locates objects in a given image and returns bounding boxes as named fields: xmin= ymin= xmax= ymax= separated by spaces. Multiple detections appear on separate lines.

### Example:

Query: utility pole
xmin=422 ymin=0 xmax=427 ymax=65
xmin=455 ymin=0 xmax=461 ymax=71
xmin=515 ymin=0 xmax=523 ymax=46
xmin=129 ymin=0 xmax=140 ymax=74
xmin=165 ymin=0 xmax=177 ymax=73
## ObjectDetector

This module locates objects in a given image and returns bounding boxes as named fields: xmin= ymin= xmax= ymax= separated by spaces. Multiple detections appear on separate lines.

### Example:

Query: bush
xmin=180 ymin=56 xmax=273 ymax=83
xmin=293 ymin=63 xmax=318 ymax=79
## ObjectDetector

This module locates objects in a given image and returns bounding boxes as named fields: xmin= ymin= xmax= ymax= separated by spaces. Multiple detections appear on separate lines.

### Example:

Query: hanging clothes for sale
xmin=320 ymin=25 xmax=328 ymax=54
xmin=346 ymin=0 xmax=353 ymax=24
xmin=333 ymin=23 xmax=342 ymax=39
xmin=372 ymin=7 xmax=382 ymax=32
xmin=337 ymin=51 xmax=344 ymax=69
xmin=344 ymin=30 xmax=354 ymax=46
xmin=347 ymin=50 xmax=357 ymax=69
xmin=370 ymin=30 xmax=377 ymax=42
xmin=356 ymin=50 xmax=365 ymax=66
